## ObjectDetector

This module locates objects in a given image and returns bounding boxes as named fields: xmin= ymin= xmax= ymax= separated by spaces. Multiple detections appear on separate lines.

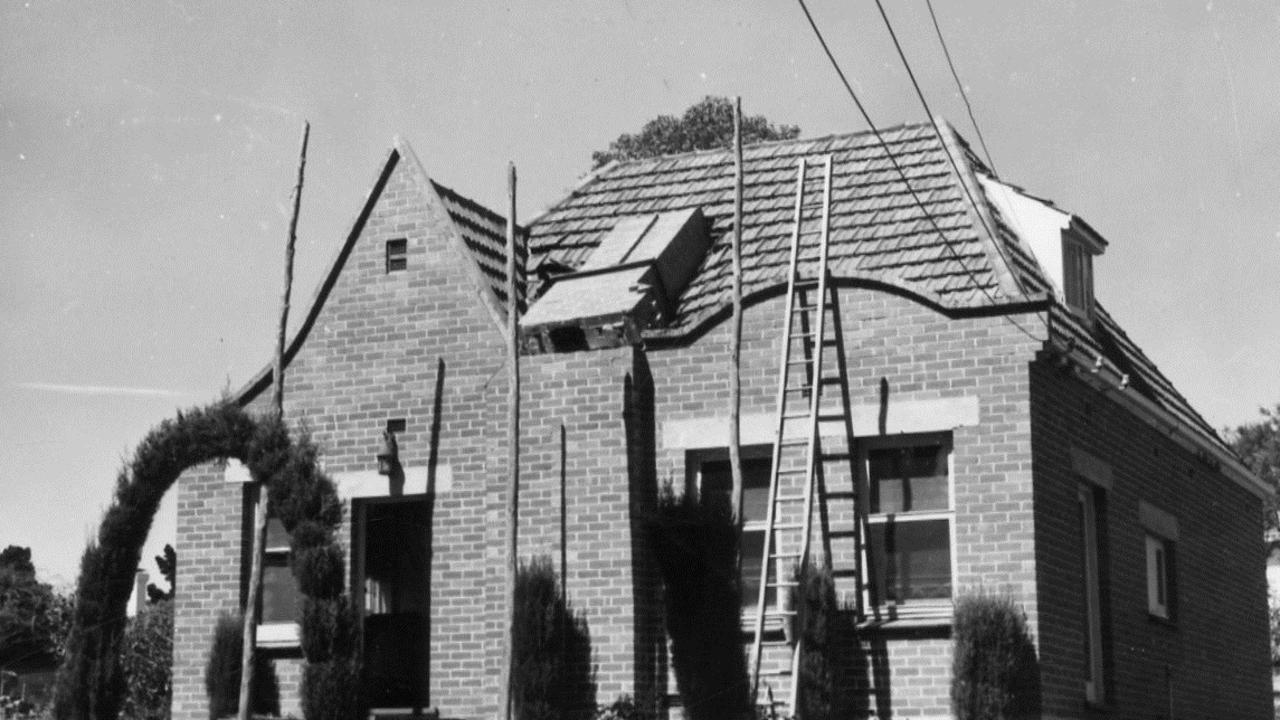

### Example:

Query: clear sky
xmin=2 ymin=1 xmax=1278 ymax=587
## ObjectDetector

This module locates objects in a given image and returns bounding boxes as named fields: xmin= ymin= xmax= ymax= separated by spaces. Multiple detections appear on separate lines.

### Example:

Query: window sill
xmin=256 ymin=622 xmax=299 ymax=649
xmin=857 ymin=603 xmax=952 ymax=633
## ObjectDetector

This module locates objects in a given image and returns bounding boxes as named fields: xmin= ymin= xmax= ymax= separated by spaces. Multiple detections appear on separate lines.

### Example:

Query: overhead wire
xmin=924 ymin=0 xmax=998 ymax=177
xmin=793 ymin=0 xmax=1046 ymax=343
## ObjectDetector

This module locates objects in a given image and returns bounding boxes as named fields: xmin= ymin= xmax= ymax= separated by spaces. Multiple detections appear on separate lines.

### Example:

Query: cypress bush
xmin=950 ymin=592 xmax=1041 ymax=720
xmin=643 ymin=485 xmax=749 ymax=720
xmin=300 ymin=660 xmax=360 ymax=720
xmin=204 ymin=612 xmax=279 ymax=720
xmin=791 ymin=560 xmax=852 ymax=720
xmin=511 ymin=557 xmax=595 ymax=720
xmin=52 ymin=402 xmax=357 ymax=720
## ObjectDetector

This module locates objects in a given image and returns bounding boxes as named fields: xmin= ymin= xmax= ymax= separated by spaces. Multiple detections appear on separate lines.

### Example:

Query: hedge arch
xmin=52 ymin=401 xmax=359 ymax=720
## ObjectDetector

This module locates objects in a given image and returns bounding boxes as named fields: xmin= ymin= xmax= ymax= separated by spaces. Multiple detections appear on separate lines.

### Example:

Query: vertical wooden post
xmin=729 ymin=98 xmax=745 ymax=526
xmin=498 ymin=162 xmax=520 ymax=720
xmin=239 ymin=120 xmax=309 ymax=720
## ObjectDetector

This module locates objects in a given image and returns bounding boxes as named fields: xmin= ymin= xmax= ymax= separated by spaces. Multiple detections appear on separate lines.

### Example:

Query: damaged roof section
xmin=521 ymin=207 xmax=709 ymax=353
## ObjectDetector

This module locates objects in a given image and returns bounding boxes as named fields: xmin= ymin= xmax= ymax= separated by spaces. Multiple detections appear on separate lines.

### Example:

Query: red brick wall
xmin=1030 ymin=356 xmax=1272 ymax=719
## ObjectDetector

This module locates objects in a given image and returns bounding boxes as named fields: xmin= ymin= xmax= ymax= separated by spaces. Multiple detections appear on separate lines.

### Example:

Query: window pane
xmin=261 ymin=555 xmax=298 ymax=623
xmin=265 ymin=518 xmax=289 ymax=550
xmin=700 ymin=456 xmax=772 ymax=521
xmin=740 ymin=528 xmax=771 ymax=610
xmin=867 ymin=519 xmax=951 ymax=602
xmin=868 ymin=444 xmax=948 ymax=513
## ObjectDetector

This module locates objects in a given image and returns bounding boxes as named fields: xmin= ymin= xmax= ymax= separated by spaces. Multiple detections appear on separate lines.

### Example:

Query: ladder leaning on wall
xmin=746 ymin=154 xmax=859 ymax=718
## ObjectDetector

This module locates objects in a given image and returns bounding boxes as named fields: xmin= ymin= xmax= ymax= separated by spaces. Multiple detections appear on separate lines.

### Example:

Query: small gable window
xmin=1062 ymin=240 xmax=1094 ymax=315
xmin=386 ymin=238 xmax=408 ymax=273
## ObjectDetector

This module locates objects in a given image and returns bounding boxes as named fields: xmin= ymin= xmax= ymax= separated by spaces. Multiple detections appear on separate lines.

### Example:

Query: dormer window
xmin=1062 ymin=240 xmax=1094 ymax=314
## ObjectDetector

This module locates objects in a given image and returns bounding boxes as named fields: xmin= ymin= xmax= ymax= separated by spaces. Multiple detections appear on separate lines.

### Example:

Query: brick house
xmin=171 ymin=121 xmax=1273 ymax=719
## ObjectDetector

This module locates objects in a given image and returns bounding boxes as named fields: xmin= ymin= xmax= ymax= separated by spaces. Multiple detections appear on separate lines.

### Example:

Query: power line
xmin=924 ymin=0 xmax=998 ymax=177
xmin=793 ymin=0 xmax=1046 ymax=343
xmin=870 ymin=0 xmax=1025 ymax=296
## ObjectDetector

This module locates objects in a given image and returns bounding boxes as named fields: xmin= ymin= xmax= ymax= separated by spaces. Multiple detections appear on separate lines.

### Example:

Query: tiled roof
xmin=528 ymin=120 xmax=1239 ymax=464
xmin=1048 ymin=303 xmax=1231 ymax=455
xmin=433 ymin=180 xmax=527 ymax=312
xmin=530 ymin=121 xmax=1037 ymax=334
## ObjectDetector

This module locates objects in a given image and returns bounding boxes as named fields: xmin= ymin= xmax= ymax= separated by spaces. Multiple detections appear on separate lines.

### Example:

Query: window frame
xmin=256 ymin=516 xmax=300 ymax=648
xmin=859 ymin=432 xmax=956 ymax=619
xmin=1078 ymin=484 xmax=1106 ymax=705
xmin=687 ymin=445 xmax=776 ymax=624
xmin=1062 ymin=239 xmax=1094 ymax=316
xmin=385 ymin=238 xmax=408 ymax=273
xmin=1144 ymin=534 xmax=1173 ymax=620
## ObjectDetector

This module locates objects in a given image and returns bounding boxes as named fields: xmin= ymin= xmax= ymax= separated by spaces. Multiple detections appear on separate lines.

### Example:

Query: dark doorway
xmin=354 ymin=496 xmax=431 ymax=711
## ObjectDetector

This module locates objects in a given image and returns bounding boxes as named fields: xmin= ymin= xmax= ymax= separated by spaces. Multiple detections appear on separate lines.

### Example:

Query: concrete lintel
xmin=662 ymin=395 xmax=980 ymax=450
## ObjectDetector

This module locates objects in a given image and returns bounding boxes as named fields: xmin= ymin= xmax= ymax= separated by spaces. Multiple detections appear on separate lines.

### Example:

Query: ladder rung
xmin=766 ymin=609 xmax=798 ymax=617
xmin=827 ymin=530 xmax=858 ymax=539
xmin=773 ymin=494 xmax=807 ymax=503
xmin=769 ymin=550 xmax=802 ymax=560
xmin=772 ymin=523 xmax=805 ymax=531
xmin=768 ymin=580 xmax=800 ymax=588
xmin=778 ymin=438 xmax=809 ymax=447
xmin=774 ymin=468 xmax=808 ymax=475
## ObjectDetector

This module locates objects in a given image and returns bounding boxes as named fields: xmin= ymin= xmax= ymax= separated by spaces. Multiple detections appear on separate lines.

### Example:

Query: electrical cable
xmin=924 ymin=0 xmax=998 ymax=177
xmin=794 ymin=0 xmax=1046 ymax=343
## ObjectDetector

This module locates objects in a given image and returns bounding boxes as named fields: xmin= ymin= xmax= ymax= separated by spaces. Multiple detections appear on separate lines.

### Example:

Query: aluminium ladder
xmin=747 ymin=155 xmax=858 ymax=718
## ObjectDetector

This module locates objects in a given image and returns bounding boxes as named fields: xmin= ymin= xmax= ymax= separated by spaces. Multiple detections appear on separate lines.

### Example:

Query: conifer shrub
xmin=204 ymin=612 xmax=279 ymax=720
xmin=511 ymin=557 xmax=595 ymax=720
xmin=292 ymin=545 xmax=345 ymax=599
xmin=790 ymin=561 xmax=853 ymax=720
xmin=298 ymin=596 xmax=358 ymax=664
xmin=52 ymin=403 xmax=356 ymax=720
xmin=643 ymin=485 xmax=749 ymax=720
xmin=300 ymin=660 xmax=360 ymax=720
xmin=950 ymin=592 xmax=1041 ymax=720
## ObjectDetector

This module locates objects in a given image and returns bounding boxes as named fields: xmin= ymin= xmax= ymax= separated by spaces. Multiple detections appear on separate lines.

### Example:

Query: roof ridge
xmin=594 ymin=120 xmax=939 ymax=171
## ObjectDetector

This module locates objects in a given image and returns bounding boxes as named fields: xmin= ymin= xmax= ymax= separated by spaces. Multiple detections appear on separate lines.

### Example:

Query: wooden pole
xmin=497 ymin=162 xmax=520 ymax=720
xmin=239 ymin=120 xmax=309 ymax=720
xmin=729 ymin=98 xmax=745 ymax=527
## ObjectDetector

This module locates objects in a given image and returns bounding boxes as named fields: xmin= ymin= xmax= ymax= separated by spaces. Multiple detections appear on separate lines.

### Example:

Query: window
xmin=385 ymin=238 xmax=407 ymax=273
xmin=1078 ymin=485 xmax=1106 ymax=704
xmin=696 ymin=453 xmax=774 ymax=613
xmin=1145 ymin=535 xmax=1173 ymax=619
xmin=1062 ymin=241 xmax=1093 ymax=313
xmin=257 ymin=517 xmax=300 ymax=646
xmin=862 ymin=434 xmax=954 ymax=614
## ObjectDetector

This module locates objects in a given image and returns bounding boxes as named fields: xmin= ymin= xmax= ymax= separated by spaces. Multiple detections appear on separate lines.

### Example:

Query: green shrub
xmin=512 ymin=557 xmax=595 ymax=720
xmin=203 ymin=612 xmax=280 ymax=720
xmin=643 ymin=485 xmax=749 ymax=720
xmin=950 ymin=592 xmax=1041 ymax=720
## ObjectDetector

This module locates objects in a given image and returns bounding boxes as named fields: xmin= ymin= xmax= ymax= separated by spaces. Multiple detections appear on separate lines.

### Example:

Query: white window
xmin=1078 ymin=485 xmax=1105 ymax=703
xmin=1145 ymin=535 xmax=1172 ymax=619
xmin=1062 ymin=241 xmax=1094 ymax=314
xmin=861 ymin=434 xmax=954 ymax=615
xmin=694 ymin=450 xmax=774 ymax=614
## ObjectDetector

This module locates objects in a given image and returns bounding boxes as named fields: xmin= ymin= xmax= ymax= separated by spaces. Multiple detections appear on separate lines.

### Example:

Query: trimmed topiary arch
xmin=52 ymin=401 xmax=359 ymax=720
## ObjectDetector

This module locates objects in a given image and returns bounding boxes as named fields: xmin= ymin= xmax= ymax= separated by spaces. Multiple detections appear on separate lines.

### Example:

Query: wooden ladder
xmin=747 ymin=155 xmax=852 ymax=717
